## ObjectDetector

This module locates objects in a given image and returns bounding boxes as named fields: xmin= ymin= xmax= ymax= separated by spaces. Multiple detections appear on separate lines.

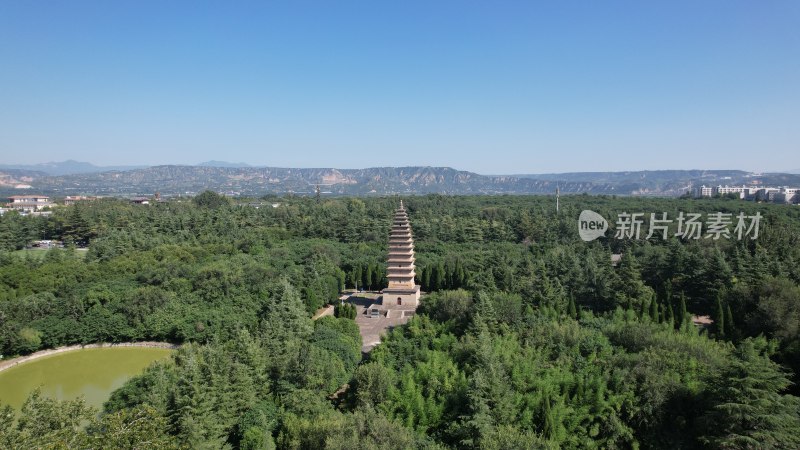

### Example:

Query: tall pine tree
xmin=715 ymin=293 xmax=726 ymax=338
xmin=677 ymin=292 xmax=688 ymax=330
xmin=700 ymin=338 xmax=800 ymax=448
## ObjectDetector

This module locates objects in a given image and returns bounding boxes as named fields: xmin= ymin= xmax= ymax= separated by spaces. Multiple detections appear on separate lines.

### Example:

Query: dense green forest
xmin=1 ymin=193 xmax=799 ymax=449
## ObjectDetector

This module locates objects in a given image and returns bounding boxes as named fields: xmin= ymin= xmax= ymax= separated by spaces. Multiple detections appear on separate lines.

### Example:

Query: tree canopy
xmin=1 ymin=194 xmax=799 ymax=448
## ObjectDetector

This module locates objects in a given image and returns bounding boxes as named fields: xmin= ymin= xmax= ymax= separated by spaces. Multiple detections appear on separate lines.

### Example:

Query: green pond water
xmin=0 ymin=347 xmax=173 ymax=411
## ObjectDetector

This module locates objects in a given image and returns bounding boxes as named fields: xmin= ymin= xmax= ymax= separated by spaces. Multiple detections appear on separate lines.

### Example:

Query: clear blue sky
xmin=1 ymin=1 xmax=798 ymax=173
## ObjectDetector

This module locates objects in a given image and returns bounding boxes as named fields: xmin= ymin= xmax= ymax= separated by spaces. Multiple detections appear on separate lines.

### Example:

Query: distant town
xmin=693 ymin=185 xmax=799 ymax=203
xmin=3 ymin=180 xmax=799 ymax=217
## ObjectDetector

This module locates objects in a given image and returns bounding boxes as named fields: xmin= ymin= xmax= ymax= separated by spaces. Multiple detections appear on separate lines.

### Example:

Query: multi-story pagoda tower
xmin=382 ymin=201 xmax=421 ymax=307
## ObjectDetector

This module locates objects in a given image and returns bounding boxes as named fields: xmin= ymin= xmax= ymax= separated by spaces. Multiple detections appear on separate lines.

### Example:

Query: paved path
xmin=312 ymin=304 xmax=335 ymax=320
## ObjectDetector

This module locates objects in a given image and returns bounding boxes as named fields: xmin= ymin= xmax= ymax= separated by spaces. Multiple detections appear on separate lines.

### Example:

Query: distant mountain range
xmin=197 ymin=160 xmax=252 ymax=168
xmin=2 ymin=162 xmax=800 ymax=197
xmin=0 ymin=160 xmax=256 ymax=175
xmin=0 ymin=160 xmax=147 ymax=176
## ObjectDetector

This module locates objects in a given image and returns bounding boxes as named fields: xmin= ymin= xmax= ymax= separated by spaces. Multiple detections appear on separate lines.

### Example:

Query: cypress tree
xmin=542 ymin=395 xmax=555 ymax=439
xmin=666 ymin=301 xmax=675 ymax=326
xmin=567 ymin=295 xmax=577 ymax=320
xmin=353 ymin=265 xmax=363 ymax=290
xmin=444 ymin=261 xmax=454 ymax=289
xmin=335 ymin=303 xmax=357 ymax=319
xmin=433 ymin=262 xmax=445 ymax=291
xmin=663 ymin=280 xmax=673 ymax=305
xmin=640 ymin=297 xmax=650 ymax=320
xmin=470 ymin=292 xmax=498 ymax=332
xmin=649 ymin=298 xmax=659 ymax=322
xmin=715 ymin=293 xmax=726 ymax=338
xmin=364 ymin=265 xmax=373 ymax=291
xmin=678 ymin=292 xmax=688 ymax=329
xmin=455 ymin=260 xmax=466 ymax=288
xmin=278 ymin=280 xmax=313 ymax=336
xmin=726 ymin=302 xmax=735 ymax=335
xmin=374 ymin=264 xmax=383 ymax=290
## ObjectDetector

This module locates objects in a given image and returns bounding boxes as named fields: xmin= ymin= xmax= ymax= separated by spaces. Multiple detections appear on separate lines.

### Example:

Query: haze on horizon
xmin=1 ymin=1 xmax=798 ymax=174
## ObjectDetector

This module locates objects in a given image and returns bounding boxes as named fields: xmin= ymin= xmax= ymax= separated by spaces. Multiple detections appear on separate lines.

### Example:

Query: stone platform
xmin=348 ymin=294 xmax=417 ymax=352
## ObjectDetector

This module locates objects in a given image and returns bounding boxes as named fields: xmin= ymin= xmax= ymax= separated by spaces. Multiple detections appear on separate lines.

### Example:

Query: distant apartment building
xmin=694 ymin=185 xmax=798 ymax=203
xmin=715 ymin=185 xmax=759 ymax=199
xmin=694 ymin=185 xmax=751 ymax=198
xmin=694 ymin=185 xmax=713 ymax=197
xmin=6 ymin=195 xmax=53 ymax=212
xmin=771 ymin=188 xmax=798 ymax=204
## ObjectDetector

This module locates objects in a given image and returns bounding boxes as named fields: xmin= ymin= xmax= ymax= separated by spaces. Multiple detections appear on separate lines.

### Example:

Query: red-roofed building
xmin=64 ymin=195 xmax=98 ymax=206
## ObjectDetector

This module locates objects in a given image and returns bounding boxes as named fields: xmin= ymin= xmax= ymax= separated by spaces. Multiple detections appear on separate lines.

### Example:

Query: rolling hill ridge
xmin=1 ymin=164 xmax=799 ymax=197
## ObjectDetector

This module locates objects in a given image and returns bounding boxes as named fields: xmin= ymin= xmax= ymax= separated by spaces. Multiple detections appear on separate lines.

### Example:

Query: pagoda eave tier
xmin=383 ymin=285 xmax=420 ymax=295
xmin=388 ymin=272 xmax=416 ymax=278
xmin=388 ymin=273 xmax=415 ymax=280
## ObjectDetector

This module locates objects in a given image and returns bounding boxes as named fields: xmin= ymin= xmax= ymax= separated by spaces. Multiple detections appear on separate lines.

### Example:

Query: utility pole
xmin=556 ymin=185 xmax=560 ymax=213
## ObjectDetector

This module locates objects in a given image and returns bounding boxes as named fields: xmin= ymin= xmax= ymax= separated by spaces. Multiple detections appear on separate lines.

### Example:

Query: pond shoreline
xmin=0 ymin=342 xmax=179 ymax=374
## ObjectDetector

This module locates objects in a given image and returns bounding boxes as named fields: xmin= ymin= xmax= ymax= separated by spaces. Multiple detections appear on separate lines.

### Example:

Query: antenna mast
xmin=556 ymin=183 xmax=560 ymax=213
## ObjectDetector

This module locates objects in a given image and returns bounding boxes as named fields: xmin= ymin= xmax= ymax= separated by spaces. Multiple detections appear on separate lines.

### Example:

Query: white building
xmin=771 ymin=188 xmax=798 ymax=204
xmin=714 ymin=185 xmax=751 ymax=199
xmin=7 ymin=195 xmax=53 ymax=212
xmin=694 ymin=185 xmax=713 ymax=197
xmin=693 ymin=184 xmax=800 ymax=203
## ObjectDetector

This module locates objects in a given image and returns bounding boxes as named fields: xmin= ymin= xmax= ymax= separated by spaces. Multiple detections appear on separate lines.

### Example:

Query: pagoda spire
xmin=382 ymin=201 xmax=421 ymax=307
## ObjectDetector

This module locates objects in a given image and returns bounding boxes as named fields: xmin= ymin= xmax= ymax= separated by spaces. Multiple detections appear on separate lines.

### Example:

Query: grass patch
xmin=13 ymin=248 xmax=89 ymax=260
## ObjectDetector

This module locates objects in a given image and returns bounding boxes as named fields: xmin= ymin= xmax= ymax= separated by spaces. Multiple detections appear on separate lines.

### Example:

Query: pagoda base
xmin=381 ymin=285 xmax=421 ymax=308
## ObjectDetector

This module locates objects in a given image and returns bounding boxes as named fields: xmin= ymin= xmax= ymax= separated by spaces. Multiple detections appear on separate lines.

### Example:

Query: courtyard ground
xmin=346 ymin=293 xmax=417 ymax=352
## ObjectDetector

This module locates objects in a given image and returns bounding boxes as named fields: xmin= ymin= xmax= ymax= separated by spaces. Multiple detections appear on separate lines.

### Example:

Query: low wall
xmin=0 ymin=341 xmax=179 ymax=373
